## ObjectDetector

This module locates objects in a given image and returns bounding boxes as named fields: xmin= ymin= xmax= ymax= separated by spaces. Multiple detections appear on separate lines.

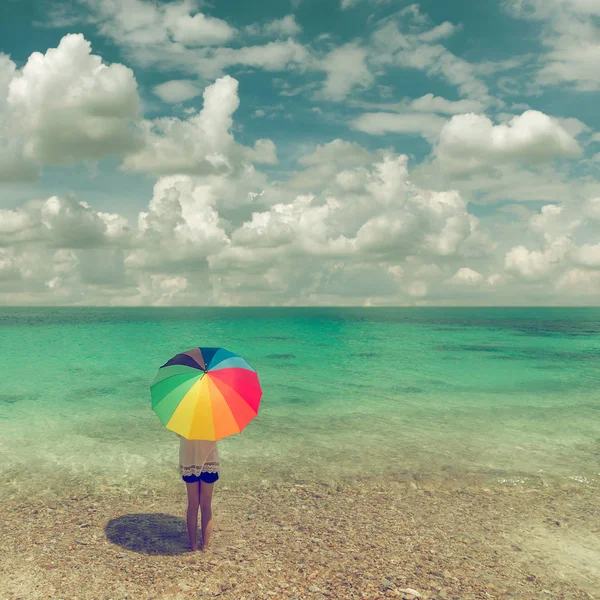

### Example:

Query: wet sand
xmin=2 ymin=477 xmax=599 ymax=600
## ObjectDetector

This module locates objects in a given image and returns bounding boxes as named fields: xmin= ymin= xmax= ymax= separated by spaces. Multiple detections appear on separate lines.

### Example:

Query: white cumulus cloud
xmin=153 ymin=79 xmax=202 ymax=103
xmin=435 ymin=110 xmax=582 ymax=173
xmin=162 ymin=3 xmax=236 ymax=46
xmin=446 ymin=267 xmax=484 ymax=285
xmin=351 ymin=112 xmax=447 ymax=138
xmin=320 ymin=43 xmax=374 ymax=100
xmin=0 ymin=34 xmax=141 ymax=181
xmin=83 ymin=0 xmax=310 ymax=79
xmin=410 ymin=94 xmax=484 ymax=115
xmin=123 ymin=76 xmax=277 ymax=176
xmin=246 ymin=15 xmax=302 ymax=38
xmin=506 ymin=0 xmax=600 ymax=90
xmin=504 ymin=237 xmax=572 ymax=281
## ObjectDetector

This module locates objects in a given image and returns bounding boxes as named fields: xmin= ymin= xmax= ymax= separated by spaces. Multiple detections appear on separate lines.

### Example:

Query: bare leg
xmin=185 ymin=481 xmax=200 ymax=551
xmin=199 ymin=480 xmax=215 ymax=551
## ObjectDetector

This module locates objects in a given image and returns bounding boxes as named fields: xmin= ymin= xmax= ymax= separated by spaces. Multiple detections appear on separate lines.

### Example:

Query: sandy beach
xmin=2 ymin=477 xmax=599 ymax=600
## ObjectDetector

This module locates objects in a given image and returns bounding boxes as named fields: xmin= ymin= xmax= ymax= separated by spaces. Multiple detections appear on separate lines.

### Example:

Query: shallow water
xmin=1 ymin=307 xmax=599 ymax=499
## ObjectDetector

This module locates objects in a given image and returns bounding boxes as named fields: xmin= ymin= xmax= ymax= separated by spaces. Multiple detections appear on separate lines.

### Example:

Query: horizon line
xmin=1 ymin=305 xmax=599 ymax=309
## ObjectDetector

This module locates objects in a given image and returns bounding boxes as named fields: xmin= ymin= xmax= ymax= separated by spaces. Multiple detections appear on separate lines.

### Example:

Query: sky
xmin=0 ymin=0 xmax=599 ymax=306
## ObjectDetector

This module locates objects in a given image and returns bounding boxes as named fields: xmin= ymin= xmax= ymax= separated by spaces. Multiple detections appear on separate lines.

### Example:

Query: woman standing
xmin=178 ymin=435 xmax=220 ymax=552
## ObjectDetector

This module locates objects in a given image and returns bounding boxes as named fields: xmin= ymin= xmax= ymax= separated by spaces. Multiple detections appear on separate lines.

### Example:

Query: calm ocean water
xmin=1 ymin=307 xmax=599 ymax=499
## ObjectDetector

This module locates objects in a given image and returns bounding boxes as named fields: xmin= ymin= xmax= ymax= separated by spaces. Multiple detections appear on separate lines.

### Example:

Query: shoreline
xmin=2 ymin=478 xmax=599 ymax=599
xmin=3 ymin=462 xmax=598 ymax=504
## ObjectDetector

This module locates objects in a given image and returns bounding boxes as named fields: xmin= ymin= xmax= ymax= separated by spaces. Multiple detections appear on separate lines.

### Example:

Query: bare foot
xmin=201 ymin=545 xmax=209 ymax=552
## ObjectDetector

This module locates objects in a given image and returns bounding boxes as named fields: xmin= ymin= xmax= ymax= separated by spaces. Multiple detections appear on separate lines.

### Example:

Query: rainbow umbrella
xmin=151 ymin=347 xmax=261 ymax=440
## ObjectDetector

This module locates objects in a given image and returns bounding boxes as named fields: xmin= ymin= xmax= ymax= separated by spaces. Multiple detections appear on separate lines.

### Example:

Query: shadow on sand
xmin=105 ymin=513 xmax=190 ymax=555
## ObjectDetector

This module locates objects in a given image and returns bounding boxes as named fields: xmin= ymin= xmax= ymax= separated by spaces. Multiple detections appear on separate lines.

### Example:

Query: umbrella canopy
xmin=151 ymin=347 xmax=261 ymax=440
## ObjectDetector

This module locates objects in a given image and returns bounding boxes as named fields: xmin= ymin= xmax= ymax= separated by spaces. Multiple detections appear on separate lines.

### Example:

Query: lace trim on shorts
xmin=179 ymin=461 xmax=220 ymax=476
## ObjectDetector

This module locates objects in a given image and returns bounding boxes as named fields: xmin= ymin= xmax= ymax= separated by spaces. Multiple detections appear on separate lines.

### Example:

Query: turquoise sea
xmin=1 ymin=307 xmax=599 ymax=500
